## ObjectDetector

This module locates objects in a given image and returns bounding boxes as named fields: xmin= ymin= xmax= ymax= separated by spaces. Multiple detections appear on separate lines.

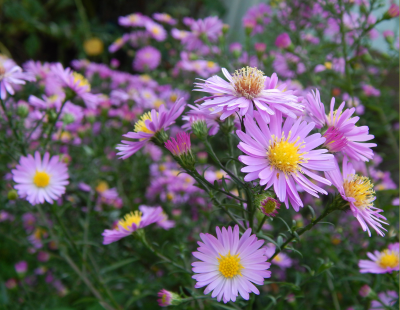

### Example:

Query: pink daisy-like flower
xmin=116 ymin=98 xmax=185 ymax=159
xmin=264 ymin=243 xmax=293 ymax=269
xmin=133 ymin=46 xmax=161 ymax=72
xmin=237 ymin=111 xmax=334 ymax=211
xmin=102 ymin=205 xmax=164 ymax=245
xmin=0 ymin=59 xmax=35 ymax=100
xmin=12 ymin=152 xmax=69 ymax=205
xmin=194 ymin=67 xmax=302 ymax=123
xmin=304 ymin=92 xmax=376 ymax=162
xmin=192 ymin=225 xmax=271 ymax=303
xmin=118 ymin=13 xmax=149 ymax=27
xmin=165 ymin=132 xmax=191 ymax=157
xmin=153 ymin=13 xmax=177 ymax=25
xmin=370 ymin=291 xmax=398 ymax=310
xmin=325 ymin=157 xmax=388 ymax=236
xmin=359 ymin=243 xmax=399 ymax=273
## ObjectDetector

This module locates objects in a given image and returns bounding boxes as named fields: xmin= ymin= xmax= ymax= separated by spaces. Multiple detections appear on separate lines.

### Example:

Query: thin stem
xmin=267 ymin=199 xmax=347 ymax=262
xmin=0 ymin=98 xmax=26 ymax=155
xmin=42 ymin=100 xmax=67 ymax=150
xmin=326 ymin=273 xmax=341 ymax=310
xmin=257 ymin=216 xmax=267 ymax=233
xmin=140 ymin=232 xmax=191 ymax=274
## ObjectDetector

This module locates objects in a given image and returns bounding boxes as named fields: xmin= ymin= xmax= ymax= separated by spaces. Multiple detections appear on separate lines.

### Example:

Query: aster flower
xmin=0 ymin=59 xmax=35 ymax=100
xmin=194 ymin=67 xmax=302 ymax=123
xmin=181 ymin=16 xmax=223 ymax=51
xmin=133 ymin=46 xmax=161 ymax=72
xmin=153 ymin=13 xmax=177 ymax=25
xmin=102 ymin=205 xmax=164 ymax=244
xmin=359 ymin=243 xmax=399 ymax=273
xmin=157 ymin=289 xmax=182 ymax=307
xmin=116 ymin=98 xmax=185 ymax=159
xmin=275 ymin=33 xmax=292 ymax=48
xmin=145 ymin=21 xmax=167 ymax=42
xmin=182 ymin=104 xmax=220 ymax=136
xmin=165 ymin=132 xmax=195 ymax=170
xmin=370 ymin=291 xmax=398 ymax=310
xmin=192 ymin=225 xmax=271 ymax=303
xmin=325 ymin=157 xmax=388 ymax=236
xmin=12 ymin=152 xmax=69 ymax=205
xmin=264 ymin=243 xmax=293 ymax=269
xmin=237 ymin=111 xmax=334 ymax=211
xmin=304 ymin=92 xmax=376 ymax=162
xmin=118 ymin=13 xmax=149 ymax=27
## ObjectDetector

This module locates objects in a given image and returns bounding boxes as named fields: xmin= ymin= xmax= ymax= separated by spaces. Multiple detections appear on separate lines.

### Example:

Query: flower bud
xmin=7 ymin=189 xmax=18 ymax=200
xmin=17 ymin=102 xmax=29 ymax=118
xmin=384 ymin=4 xmax=399 ymax=19
xmin=359 ymin=285 xmax=376 ymax=298
xmin=165 ymin=132 xmax=195 ymax=170
xmin=62 ymin=113 xmax=75 ymax=125
xmin=256 ymin=193 xmax=281 ymax=217
xmin=275 ymin=33 xmax=291 ymax=49
xmin=157 ymin=289 xmax=182 ymax=307
xmin=191 ymin=119 xmax=209 ymax=141
xmin=5 ymin=278 xmax=17 ymax=290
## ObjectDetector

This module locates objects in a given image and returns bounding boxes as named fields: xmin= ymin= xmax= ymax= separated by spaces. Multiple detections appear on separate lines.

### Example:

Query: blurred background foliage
xmin=0 ymin=0 xmax=226 ymax=64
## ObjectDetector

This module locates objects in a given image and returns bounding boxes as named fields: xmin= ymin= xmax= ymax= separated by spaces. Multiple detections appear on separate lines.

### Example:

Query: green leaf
xmin=100 ymin=258 xmax=138 ymax=274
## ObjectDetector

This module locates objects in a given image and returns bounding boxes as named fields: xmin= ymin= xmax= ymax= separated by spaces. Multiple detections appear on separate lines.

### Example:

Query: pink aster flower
xmin=181 ymin=16 xmax=223 ymax=51
xmin=15 ymin=261 xmax=28 ymax=274
xmin=275 ymin=33 xmax=292 ymax=48
xmin=192 ymin=225 xmax=271 ymax=303
xmin=264 ymin=243 xmax=292 ymax=269
xmin=133 ymin=46 xmax=161 ymax=72
xmin=116 ymin=98 xmax=185 ymax=159
xmin=145 ymin=21 xmax=167 ymax=42
xmin=165 ymin=132 xmax=191 ymax=156
xmin=102 ymin=205 xmax=164 ymax=244
xmin=259 ymin=197 xmax=280 ymax=217
xmin=325 ymin=157 xmax=388 ymax=236
xmin=0 ymin=59 xmax=35 ymax=100
xmin=12 ymin=152 xmax=69 ymax=205
xmin=194 ymin=67 xmax=302 ymax=123
xmin=153 ymin=13 xmax=177 ymax=25
xmin=359 ymin=243 xmax=399 ymax=273
xmin=237 ymin=111 xmax=334 ymax=211
xmin=370 ymin=291 xmax=398 ymax=310
xmin=304 ymin=93 xmax=376 ymax=162
xmin=181 ymin=104 xmax=220 ymax=136
xmin=157 ymin=289 xmax=182 ymax=306
xmin=118 ymin=13 xmax=149 ymax=27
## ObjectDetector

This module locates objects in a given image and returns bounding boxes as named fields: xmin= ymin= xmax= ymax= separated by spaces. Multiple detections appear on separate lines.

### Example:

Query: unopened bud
xmin=157 ymin=289 xmax=182 ymax=307
xmin=7 ymin=189 xmax=18 ymax=200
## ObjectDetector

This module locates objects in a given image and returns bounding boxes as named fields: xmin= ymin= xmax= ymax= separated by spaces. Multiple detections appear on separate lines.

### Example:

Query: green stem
xmin=140 ymin=232 xmax=191 ymax=274
xmin=267 ymin=199 xmax=347 ymax=262
xmin=257 ymin=216 xmax=267 ymax=233
xmin=326 ymin=273 xmax=341 ymax=310
xmin=74 ymin=0 xmax=91 ymax=39
xmin=0 ymin=98 xmax=26 ymax=155
xmin=43 ymin=100 xmax=67 ymax=150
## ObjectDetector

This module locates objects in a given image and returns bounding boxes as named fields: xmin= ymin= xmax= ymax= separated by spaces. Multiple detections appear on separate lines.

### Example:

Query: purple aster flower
xmin=237 ymin=111 xmax=334 ymax=211
xmin=304 ymin=92 xmax=376 ymax=162
xmin=157 ymin=289 xmax=182 ymax=306
xmin=116 ymin=98 xmax=185 ymax=159
xmin=12 ymin=152 xmax=69 ymax=205
xmin=145 ymin=21 xmax=167 ymax=42
xmin=181 ymin=17 xmax=223 ymax=51
xmin=325 ymin=157 xmax=388 ymax=236
xmin=275 ymin=33 xmax=292 ymax=48
xmin=182 ymin=104 xmax=220 ymax=136
xmin=194 ymin=67 xmax=302 ymax=123
xmin=15 ymin=261 xmax=28 ymax=274
xmin=102 ymin=205 xmax=164 ymax=244
xmin=359 ymin=243 xmax=399 ymax=273
xmin=118 ymin=13 xmax=149 ymax=27
xmin=0 ymin=59 xmax=35 ymax=100
xmin=264 ymin=243 xmax=293 ymax=269
xmin=133 ymin=46 xmax=161 ymax=72
xmin=192 ymin=225 xmax=271 ymax=303
xmin=272 ymin=52 xmax=306 ymax=79
xmin=242 ymin=3 xmax=271 ymax=35
xmin=153 ymin=13 xmax=177 ymax=25
xmin=370 ymin=291 xmax=398 ymax=310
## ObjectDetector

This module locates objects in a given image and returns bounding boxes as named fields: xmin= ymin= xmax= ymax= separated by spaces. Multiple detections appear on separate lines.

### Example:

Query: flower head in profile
xmin=157 ymin=289 xmax=182 ymax=307
xmin=325 ymin=157 xmax=388 ymax=236
xmin=0 ymin=58 xmax=35 ymax=100
xmin=264 ymin=243 xmax=292 ymax=269
xmin=12 ymin=152 xmax=69 ymax=205
xmin=192 ymin=225 xmax=271 ymax=303
xmin=370 ymin=291 xmax=398 ymax=310
xmin=237 ymin=111 xmax=334 ymax=211
xmin=359 ymin=243 xmax=399 ymax=273
xmin=194 ymin=67 xmax=302 ymax=123
xmin=304 ymin=91 xmax=376 ymax=162
xmin=102 ymin=205 xmax=164 ymax=244
xmin=116 ymin=98 xmax=185 ymax=159
xmin=165 ymin=132 xmax=195 ymax=170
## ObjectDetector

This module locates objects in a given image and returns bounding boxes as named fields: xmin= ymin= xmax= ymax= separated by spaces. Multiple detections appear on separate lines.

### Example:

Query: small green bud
xmin=62 ymin=113 xmax=75 ymax=125
xmin=191 ymin=120 xmax=209 ymax=141
xmin=7 ymin=189 xmax=18 ymax=200
xmin=17 ymin=103 xmax=29 ymax=118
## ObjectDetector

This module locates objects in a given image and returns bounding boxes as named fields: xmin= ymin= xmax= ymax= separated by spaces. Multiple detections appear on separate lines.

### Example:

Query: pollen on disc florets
xmin=267 ymin=132 xmax=307 ymax=175
xmin=118 ymin=211 xmax=142 ymax=230
xmin=72 ymin=72 xmax=91 ymax=91
xmin=217 ymin=251 xmax=243 ymax=278
xmin=378 ymin=250 xmax=399 ymax=269
xmin=232 ymin=66 xmax=265 ymax=99
xmin=33 ymin=171 xmax=51 ymax=188
xmin=134 ymin=112 xmax=154 ymax=134
xmin=343 ymin=174 xmax=375 ymax=209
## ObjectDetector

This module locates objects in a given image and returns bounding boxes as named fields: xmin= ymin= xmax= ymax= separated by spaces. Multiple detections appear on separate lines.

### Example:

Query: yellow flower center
xmin=166 ymin=192 xmax=174 ymax=201
xmin=273 ymin=254 xmax=282 ymax=263
xmin=96 ymin=181 xmax=109 ymax=193
xmin=134 ymin=112 xmax=154 ymax=134
xmin=232 ymin=66 xmax=265 ymax=99
xmin=262 ymin=200 xmax=277 ymax=214
xmin=33 ymin=171 xmax=50 ymax=188
xmin=169 ymin=94 xmax=178 ymax=102
xmin=117 ymin=211 xmax=142 ymax=230
xmin=129 ymin=14 xmax=139 ymax=22
xmin=33 ymin=228 xmax=45 ymax=239
xmin=267 ymin=132 xmax=307 ymax=175
xmin=72 ymin=72 xmax=91 ymax=91
xmin=378 ymin=250 xmax=399 ymax=269
xmin=207 ymin=61 xmax=216 ymax=68
xmin=151 ymin=26 xmax=160 ymax=35
xmin=218 ymin=251 xmax=243 ymax=278
xmin=324 ymin=62 xmax=332 ymax=69
xmin=343 ymin=175 xmax=375 ymax=209
xmin=162 ymin=294 xmax=167 ymax=304
xmin=154 ymin=99 xmax=164 ymax=108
